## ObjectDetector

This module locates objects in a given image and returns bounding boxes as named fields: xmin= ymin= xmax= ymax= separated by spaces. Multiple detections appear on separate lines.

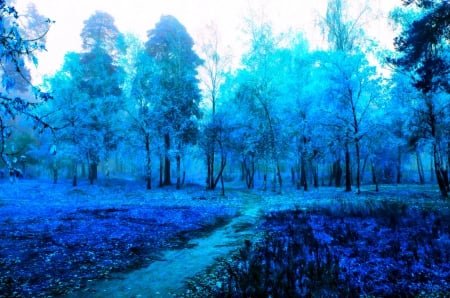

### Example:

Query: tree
xmin=319 ymin=51 xmax=382 ymax=193
xmin=280 ymin=36 xmax=323 ymax=191
xmin=57 ymin=11 xmax=126 ymax=185
xmin=390 ymin=0 xmax=449 ymax=197
xmin=1 ymin=3 xmax=46 ymax=92
xmin=42 ymin=52 xmax=86 ymax=186
xmin=81 ymin=10 xmax=124 ymax=56
xmin=0 ymin=1 xmax=52 ymax=175
xmin=125 ymin=34 xmax=161 ymax=190
xmin=236 ymin=17 xmax=286 ymax=192
xmin=79 ymin=47 xmax=125 ymax=184
xmin=198 ymin=21 xmax=231 ymax=192
xmin=320 ymin=0 xmax=370 ymax=52
xmin=145 ymin=15 xmax=202 ymax=189
xmin=319 ymin=0 xmax=372 ymax=192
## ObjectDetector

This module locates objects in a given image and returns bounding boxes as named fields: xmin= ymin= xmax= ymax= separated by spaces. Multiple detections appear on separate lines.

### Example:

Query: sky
xmin=17 ymin=0 xmax=399 ymax=81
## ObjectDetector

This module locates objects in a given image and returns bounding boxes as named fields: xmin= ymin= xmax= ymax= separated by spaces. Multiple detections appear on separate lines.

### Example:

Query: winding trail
xmin=66 ymin=192 xmax=264 ymax=297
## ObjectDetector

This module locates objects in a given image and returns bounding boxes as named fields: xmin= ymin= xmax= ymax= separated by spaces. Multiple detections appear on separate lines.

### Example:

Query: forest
xmin=0 ymin=0 xmax=449 ymax=197
xmin=0 ymin=0 xmax=449 ymax=297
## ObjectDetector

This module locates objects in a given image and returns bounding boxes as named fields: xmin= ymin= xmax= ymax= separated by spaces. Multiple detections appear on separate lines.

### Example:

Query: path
xmin=65 ymin=192 xmax=263 ymax=297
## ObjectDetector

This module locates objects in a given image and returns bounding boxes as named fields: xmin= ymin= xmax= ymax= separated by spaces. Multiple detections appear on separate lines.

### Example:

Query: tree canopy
xmin=3 ymin=1 xmax=448 ymax=197
xmin=390 ymin=0 xmax=449 ymax=197
xmin=0 ymin=0 xmax=52 ymax=169
xmin=391 ymin=0 xmax=449 ymax=93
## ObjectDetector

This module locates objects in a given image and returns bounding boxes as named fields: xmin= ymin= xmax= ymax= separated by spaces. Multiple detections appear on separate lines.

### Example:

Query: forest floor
xmin=0 ymin=179 xmax=449 ymax=297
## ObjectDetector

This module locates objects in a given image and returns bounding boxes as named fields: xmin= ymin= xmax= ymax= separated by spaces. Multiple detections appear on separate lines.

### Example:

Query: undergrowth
xmin=185 ymin=199 xmax=450 ymax=297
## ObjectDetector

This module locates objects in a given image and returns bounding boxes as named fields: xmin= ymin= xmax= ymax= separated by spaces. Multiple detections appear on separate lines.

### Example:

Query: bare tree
xmin=319 ymin=0 xmax=372 ymax=193
xmin=198 ymin=22 xmax=231 ymax=193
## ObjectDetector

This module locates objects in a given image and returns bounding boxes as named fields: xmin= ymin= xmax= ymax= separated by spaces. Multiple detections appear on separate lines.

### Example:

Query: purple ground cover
xmin=0 ymin=180 xmax=237 ymax=297
xmin=191 ymin=198 xmax=450 ymax=297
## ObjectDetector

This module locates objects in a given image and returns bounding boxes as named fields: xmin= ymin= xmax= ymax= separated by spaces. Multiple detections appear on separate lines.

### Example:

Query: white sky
xmin=18 ymin=0 xmax=399 ymax=81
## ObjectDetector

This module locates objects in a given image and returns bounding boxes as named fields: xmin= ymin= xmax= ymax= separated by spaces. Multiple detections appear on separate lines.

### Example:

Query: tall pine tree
xmin=145 ymin=15 xmax=202 ymax=188
xmin=390 ymin=0 xmax=449 ymax=197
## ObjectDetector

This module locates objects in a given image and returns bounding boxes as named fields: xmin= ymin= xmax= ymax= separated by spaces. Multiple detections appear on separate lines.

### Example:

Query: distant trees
xmin=390 ymin=0 xmax=449 ymax=197
xmin=10 ymin=1 xmax=447 ymax=196
xmin=145 ymin=15 xmax=203 ymax=189
xmin=319 ymin=51 xmax=382 ymax=194
xmin=386 ymin=72 xmax=420 ymax=185
xmin=44 ymin=14 xmax=203 ymax=189
xmin=45 ymin=12 xmax=125 ymax=185
xmin=43 ymin=52 xmax=85 ymax=185
xmin=281 ymin=37 xmax=320 ymax=191
xmin=232 ymin=18 xmax=286 ymax=192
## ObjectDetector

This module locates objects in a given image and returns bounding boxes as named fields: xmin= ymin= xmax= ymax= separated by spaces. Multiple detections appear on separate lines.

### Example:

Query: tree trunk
xmin=52 ymin=158 xmax=58 ymax=184
xmin=416 ymin=151 xmax=425 ymax=184
xmin=145 ymin=135 xmax=152 ymax=190
xmin=220 ymin=174 xmax=225 ymax=196
xmin=328 ymin=164 xmax=333 ymax=186
xmin=345 ymin=143 xmax=351 ymax=192
xmin=72 ymin=161 xmax=77 ymax=187
xmin=371 ymin=159 xmax=379 ymax=192
xmin=146 ymin=173 xmax=152 ymax=190
xmin=291 ymin=167 xmax=295 ymax=185
xmin=176 ymin=153 xmax=181 ymax=190
xmin=447 ymin=142 xmax=450 ymax=190
xmin=430 ymin=156 xmax=435 ymax=182
xmin=396 ymin=146 xmax=402 ymax=184
xmin=206 ymin=153 xmax=211 ymax=189
xmin=427 ymin=99 xmax=447 ymax=197
xmin=53 ymin=167 xmax=58 ymax=184
xmin=336 ymin=160 xmax=342 ymax=187
xmin=249 ymin=161 xmax=255 ymax=189
xmin=210 ymin=150 xmax=215 ymax=190
xmin=8 ymin=167 xmax=16 ymax=184
xmin=433 ymin=142 xmax=448 ymax=197
xmin=332 ymin=159 xmax=342 ymax=187
xmin=244 ymin=154 xmax=255 ymax=189
xmin=263 ymin=173 xmax=267 ymax=191
xmin=321 ymin=163 xmax=325 ymax=186
xmin=301 ymin=154 xmax=308 ymax=191
xmin=277 ymin=163 xmax=282 ymax=193
xmin=213 ymin=152 xmax=227 ymax=192
xmin=88 ymin=163 xmax=97 ymax=185
xmin=163 ymin=134 xmax=171 ymax=185
xmin=93 ymin=163 xmax=97 ymax=180
xmin=159 ymin=154 xmax=163 ymax=187
xmin=313 ymin=163 xmax=319 ymax=188
xmin=355 ymin=141 xmax=361 ymax=194
xmin=241 ymin=158 xmax=245 ymax=181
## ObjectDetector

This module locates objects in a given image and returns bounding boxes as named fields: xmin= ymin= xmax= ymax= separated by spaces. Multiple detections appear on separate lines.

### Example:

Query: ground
xmin=0 ymin=179 xmax=449 ymax=297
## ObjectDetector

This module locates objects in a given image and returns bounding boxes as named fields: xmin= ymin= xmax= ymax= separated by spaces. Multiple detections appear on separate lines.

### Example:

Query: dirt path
xmin=65 ymin=192 xmax=263 ymax=298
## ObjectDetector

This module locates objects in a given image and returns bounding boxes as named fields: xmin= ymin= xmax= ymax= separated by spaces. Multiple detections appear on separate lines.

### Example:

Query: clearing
xmin=0 ymin=180 xmax=449 ymax=297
